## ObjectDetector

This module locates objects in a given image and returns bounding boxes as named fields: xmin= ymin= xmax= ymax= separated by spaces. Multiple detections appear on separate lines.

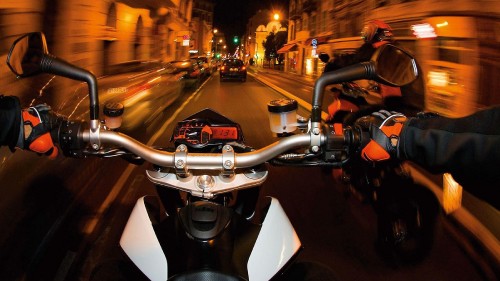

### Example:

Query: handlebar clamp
xmin=174 ymin=144 xmax=190 ymax=177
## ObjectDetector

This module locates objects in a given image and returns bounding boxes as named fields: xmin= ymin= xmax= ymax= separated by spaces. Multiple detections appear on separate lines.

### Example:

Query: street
xmin=72 ymin=72 xmax=487 ymax=280
xmin=0 ymin=70 xmax=494 ymax=281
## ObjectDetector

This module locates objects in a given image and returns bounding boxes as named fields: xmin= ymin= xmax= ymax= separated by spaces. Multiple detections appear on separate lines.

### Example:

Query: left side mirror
xmin=6 ymin=32 xmax=49 ymax=77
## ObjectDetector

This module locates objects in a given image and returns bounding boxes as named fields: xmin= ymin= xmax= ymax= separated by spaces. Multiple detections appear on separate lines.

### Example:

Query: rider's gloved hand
xmin=355 ymin=110 xmax=407 ymax=162
xmin=21 ymin=104 xmax=62 ymax=159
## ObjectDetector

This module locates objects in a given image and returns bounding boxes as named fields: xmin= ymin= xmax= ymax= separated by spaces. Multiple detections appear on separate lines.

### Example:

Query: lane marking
xmin=148 ymin=78 xmax=208 ymax=146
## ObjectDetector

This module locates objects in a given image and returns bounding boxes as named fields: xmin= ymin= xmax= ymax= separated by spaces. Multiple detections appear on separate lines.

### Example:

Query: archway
xmin=103 ymin=2 xmax=117 ymax=74
xmin=134 ymin=16 xmax=144 ymax=60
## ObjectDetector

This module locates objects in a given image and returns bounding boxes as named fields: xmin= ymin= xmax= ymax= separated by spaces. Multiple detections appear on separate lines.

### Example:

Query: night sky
xmin=213 ymin=0 xmax=289 ymax=41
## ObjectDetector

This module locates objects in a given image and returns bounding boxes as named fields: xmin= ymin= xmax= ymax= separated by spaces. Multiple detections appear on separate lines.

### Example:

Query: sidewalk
xmin=248 ymin=65 xmax=317 ymax=87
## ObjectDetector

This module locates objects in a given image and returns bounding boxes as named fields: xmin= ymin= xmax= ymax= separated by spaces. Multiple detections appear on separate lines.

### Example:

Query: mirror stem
xmin=40 ymin=54 xmax=99 ymax=121
xmin=311 ymin=62 xmax=375 ymax=123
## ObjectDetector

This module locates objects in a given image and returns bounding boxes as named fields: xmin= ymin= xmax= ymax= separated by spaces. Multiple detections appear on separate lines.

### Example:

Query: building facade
xmin=0 ymin=0 xmax=197 ymax=108
xmin=1 ymin=0 xmax=194 ymax=79
xmin=190 ymin=0 xmax=215 ymax=57
xmin=245 ymin=9 xmax=271 ymax=65
xmin=245 ymin=9 xmax=288 ymax=66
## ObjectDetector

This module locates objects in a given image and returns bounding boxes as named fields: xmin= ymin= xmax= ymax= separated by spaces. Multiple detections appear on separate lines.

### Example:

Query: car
xmin=97 ymin=60 xmax=185 ymax=132
xmin=190 ymin=56 xmax=214 ymax=77
xmin=209 ymin=59 xmax=219 ymax=72
xmin=169 ymin=59 xmax=203 ymax=89
xmin=220 ymin=59 xmax=247 ymax=82
xmin=52 ymin=60 xmax=185 ymax=136
xmin=103 ymin=60 xmax=164 ymax=76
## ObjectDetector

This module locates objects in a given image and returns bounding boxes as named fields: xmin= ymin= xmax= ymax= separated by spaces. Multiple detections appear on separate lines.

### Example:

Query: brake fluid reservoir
xmin=103 ymin=103 xmax=124 ymax=129
xmin=267 ymin=99 xmax=298 ymax=133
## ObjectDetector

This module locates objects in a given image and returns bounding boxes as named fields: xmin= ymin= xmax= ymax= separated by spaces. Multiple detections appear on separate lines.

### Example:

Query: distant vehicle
xmin=190 ymin=56 xmax=213 ymax=77
xmin=170 ymin=59 xmax=203 ymax=89
xmin=220 ymin=59 xmax=247 ymax=82
xmin=209 ymin=59 xmax=219 ymax=72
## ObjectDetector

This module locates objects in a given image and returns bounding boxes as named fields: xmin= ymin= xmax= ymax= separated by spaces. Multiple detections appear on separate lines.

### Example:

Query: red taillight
xmin=221 ymin=66 xmax=227 ymax=71
xmin=241 ymin=66 xmax=246 ymax=71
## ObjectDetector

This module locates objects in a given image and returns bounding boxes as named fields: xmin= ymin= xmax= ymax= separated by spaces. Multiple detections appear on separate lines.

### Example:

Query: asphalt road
xmin=0 ymin=71 xmax=493 ymax=280
xmin=67 ymin=72 xmax=488 ymax=280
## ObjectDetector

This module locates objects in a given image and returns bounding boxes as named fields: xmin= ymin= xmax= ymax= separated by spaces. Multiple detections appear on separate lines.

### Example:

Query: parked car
xmin=191 ymin=56 xmax=215 ymax=77
xmin=170 ymin=59 xmax=203 ymax=89
xmin=220 ymin=58 xmax=247 ymax=82
xmin=209 ymin=59 xmax=219 ymax=72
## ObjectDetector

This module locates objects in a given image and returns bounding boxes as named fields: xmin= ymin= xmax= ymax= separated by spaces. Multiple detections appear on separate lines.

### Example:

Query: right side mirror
xmin=372 ymin=44 xmax=418 ymax=86
xmin=6 ymin=32 xmax=49 ymax=77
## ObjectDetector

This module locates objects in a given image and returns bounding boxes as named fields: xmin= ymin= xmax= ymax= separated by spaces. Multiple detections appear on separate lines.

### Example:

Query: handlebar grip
xmin=57 ymin=120 xmax=87 ymax=157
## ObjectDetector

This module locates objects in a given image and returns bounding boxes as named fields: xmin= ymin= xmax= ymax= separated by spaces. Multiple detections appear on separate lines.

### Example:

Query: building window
xmin=310 ymin=14 xmax=317 ymax=36
xmin=320 ymin=11 xmax=327 ymax=33
xmin=435 ymin=38 xmax=470 ymax=64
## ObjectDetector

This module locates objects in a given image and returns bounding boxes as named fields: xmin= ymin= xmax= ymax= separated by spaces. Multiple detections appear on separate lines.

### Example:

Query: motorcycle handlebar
xmin=57 ymin=120 xmax=359 ymax=170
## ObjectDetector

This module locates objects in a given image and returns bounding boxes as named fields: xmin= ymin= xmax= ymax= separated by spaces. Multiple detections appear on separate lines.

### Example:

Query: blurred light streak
xmin=411 ymin=23 xmax=437 ymax=39
xmin=443 ymin=173 xmax=463 ymax=214
xmin=428 ymin=70 xmax=449 ymax=87
xmin=436 ymin=21 xmax=449 ymax=28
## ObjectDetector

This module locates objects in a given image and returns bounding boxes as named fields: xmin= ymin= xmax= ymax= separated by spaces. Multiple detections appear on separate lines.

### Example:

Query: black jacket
xmin=401 ymin=106 xmax=500 ymax=207
xmin=0 ymin=95 xmax=21 ymax=150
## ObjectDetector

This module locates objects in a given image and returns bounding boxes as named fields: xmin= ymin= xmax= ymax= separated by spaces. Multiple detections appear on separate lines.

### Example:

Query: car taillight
xmin=221 ymin=66 xmax=226 ymax=71
xmin=241 ymin=66 xmax=246 ymax=71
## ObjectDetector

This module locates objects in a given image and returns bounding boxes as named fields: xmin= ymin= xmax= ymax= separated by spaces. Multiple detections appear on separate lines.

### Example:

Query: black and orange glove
xmin=21 ymin=104 xmax=62 ymax=159
xmin=355 ymin=110 xmax=407 ymax=162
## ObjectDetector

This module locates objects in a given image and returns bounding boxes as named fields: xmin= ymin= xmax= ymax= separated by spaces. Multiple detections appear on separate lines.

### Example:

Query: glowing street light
xmin=212 ymin=29 xmax=223 ymax=56
xmin=273 ymin=13 xmax=280 ymax=21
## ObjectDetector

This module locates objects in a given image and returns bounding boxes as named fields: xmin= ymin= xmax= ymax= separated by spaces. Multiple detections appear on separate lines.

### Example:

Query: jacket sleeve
xmin=399 ymin=106 xmax=500 ymax=203
xmin=0 ymin=95 xmax=22 ymax=150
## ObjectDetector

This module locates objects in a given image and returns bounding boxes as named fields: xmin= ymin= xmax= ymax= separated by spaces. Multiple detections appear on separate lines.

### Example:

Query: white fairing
xmin=248 ymin=197 xmax=301 ymax=281
xmin=120 ymin=197 xmax=167 ymax=281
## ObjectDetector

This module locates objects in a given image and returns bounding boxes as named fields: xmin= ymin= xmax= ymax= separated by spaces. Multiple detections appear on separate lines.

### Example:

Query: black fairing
xmin=143 ymin=196 xmax=262 ymax=280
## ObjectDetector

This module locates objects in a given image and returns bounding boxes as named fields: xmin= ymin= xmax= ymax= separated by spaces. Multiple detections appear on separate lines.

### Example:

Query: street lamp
xmin=215 ymin=38 xmax=222 ymax=55
xmin=211 ymin=28 xmax=219 ymax=57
